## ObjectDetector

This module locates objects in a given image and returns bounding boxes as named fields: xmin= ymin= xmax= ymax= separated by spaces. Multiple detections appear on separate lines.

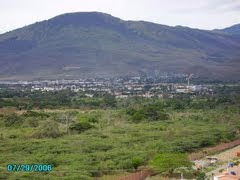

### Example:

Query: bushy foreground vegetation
xmin=0 ymin=87 xmax=240 ymax=179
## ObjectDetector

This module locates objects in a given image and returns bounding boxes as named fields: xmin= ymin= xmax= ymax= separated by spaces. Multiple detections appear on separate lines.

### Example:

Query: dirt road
xmin=212 ymin=145 xmax=240 ymax=162
xmin=205 ymin=145 xmax=240 ymax=177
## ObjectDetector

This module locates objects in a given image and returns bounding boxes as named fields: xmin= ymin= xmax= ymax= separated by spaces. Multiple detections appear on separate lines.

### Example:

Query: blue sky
xmin=0 ymin=0 xmax=240 ymax=33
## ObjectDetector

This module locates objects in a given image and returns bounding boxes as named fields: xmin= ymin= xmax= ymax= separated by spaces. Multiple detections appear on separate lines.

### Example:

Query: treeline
xmin=0 ymin=86 xmax=240 ymax=110
xmin=0 ymin=89 xmax=117 ymax=109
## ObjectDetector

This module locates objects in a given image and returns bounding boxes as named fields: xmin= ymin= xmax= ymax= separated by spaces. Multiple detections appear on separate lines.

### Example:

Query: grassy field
xmin=0 ymin=88 xmax=240 ymax=179
xmin=0 ymin=106 xmax=240 ymax=179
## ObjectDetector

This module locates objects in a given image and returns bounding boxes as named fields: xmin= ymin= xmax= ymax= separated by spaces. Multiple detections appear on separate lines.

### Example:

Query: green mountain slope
xmin=0 ymin=12 xmax=240 ymax=80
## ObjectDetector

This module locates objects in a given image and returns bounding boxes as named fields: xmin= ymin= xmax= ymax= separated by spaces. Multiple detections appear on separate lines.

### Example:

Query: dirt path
xmin=189 ymin=140 xmax=240 ymax=161
xmin=205 ymin=145 xmax=240 ymax=176
xmin=213 ymin=145 xmax=240 ymax=162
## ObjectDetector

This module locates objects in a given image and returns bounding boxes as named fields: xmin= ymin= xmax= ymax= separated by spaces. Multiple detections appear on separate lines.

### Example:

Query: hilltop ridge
xmin=215 ymin=24 xmax=240 ymax=36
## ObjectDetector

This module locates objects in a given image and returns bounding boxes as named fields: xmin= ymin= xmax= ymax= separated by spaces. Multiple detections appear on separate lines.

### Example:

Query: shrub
xmin=150 ymin=153 xmax=192 ymax=174
xmin=32 ymin=120 xmax=61 ymax=138
xmin=22 ymin=111 xmax=50 ymax=118
xmin=132 ymin=111 xmax=145 ymax=123
xmin=190 ymin=99 xmax=208 ymax=109
xmin=127 ymin=104 xmax=169 ymax=122
xmin=195 ymin=172 xmax=207 ymax=180
xmin=4 ymin=113 xmax=23 ymax=127
xmin=77 ymin=113 xmax=100 ymax=124
xmin=70 ymin=122 xmax=93 ymax=133
xmin=102 ymin=95 xmax=117 ymax=107
xmin=25 ymin=118 xmax=39 ymax=127
xmin=131 ymin=156 xmax=145 ymax=169
xmin=68 ymin=112 xmax=100 ymax=134
xmin=117 ymin=156 xmax=145 ymax=170
xmin=8 ymin=134 xmax=18 ymax=139
xmin=87 ymin=115 xmax=99 ymax=123
xmin=126 ymin=108 xmax=137 ymax=116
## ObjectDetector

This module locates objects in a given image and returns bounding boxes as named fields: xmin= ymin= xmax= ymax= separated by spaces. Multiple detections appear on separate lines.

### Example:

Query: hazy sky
xmin=0 ymin=0 xmax=240 ymax=34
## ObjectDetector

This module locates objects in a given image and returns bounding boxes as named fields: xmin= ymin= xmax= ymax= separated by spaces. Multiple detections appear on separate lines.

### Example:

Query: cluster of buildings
xmin=0 ymin=77 xmax=212 ymax=98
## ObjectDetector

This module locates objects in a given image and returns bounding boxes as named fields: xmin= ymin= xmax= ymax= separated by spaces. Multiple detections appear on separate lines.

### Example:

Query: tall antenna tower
xmin=186 ymin=74 xmax=193 ymax=86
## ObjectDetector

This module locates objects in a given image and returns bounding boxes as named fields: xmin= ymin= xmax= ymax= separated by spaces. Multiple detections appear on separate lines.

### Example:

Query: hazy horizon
xmin=1 ymin=0 xmax=240 ymax=34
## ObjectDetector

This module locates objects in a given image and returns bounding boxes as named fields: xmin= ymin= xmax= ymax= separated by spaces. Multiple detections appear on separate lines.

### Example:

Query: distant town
xmin=0 ymin=75 xmax=215 ymax=98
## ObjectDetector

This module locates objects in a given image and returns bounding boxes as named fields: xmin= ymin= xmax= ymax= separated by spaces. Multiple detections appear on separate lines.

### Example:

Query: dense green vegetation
xmin=0 ymin=87 xmax=240 ymax=179
xmin=0 ymin=89 xmax=117 ymax=109
xmin=150 ymin=153 xmax=191 ymax=174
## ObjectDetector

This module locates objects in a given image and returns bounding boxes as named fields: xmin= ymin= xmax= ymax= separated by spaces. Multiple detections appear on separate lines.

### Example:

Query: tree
xmin=103 ymin=95 xmax=117 ymax=107
xmin=62 ymin=113 xmax=75 ymax=135
xmin=56 ymin=112 xmax=77 ymax=135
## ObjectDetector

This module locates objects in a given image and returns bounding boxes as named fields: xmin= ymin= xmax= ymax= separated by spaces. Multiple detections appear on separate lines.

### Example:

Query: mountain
xmin=217 ymin=24 xmax=240 ymax=36
xmin=0 ymin=12 xmax=240 ymax=80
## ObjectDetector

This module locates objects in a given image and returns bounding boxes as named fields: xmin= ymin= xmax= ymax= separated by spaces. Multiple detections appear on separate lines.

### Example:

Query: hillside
xmin=217 ymin=24 xmax=240 ymax=36
xmin=0 ymin=12 xmax=240 ymax=80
